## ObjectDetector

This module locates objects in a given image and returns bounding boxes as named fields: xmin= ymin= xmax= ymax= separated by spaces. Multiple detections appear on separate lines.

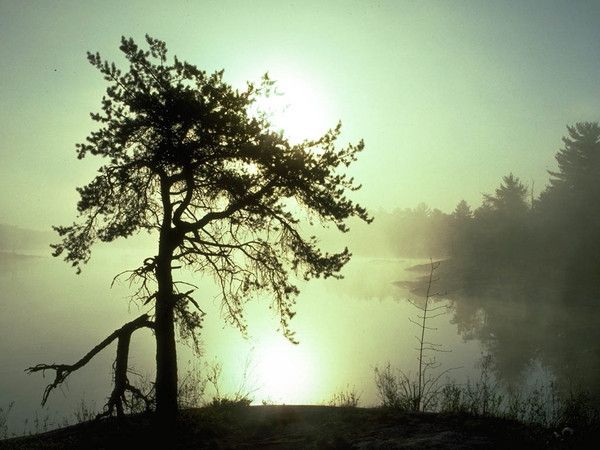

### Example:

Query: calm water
xmin=4 ymin=248 xmax=591 ymax=434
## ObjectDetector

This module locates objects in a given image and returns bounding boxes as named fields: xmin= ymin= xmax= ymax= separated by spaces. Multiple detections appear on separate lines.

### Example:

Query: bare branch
xmin=26 ymin=314 xmax=154 ymax=410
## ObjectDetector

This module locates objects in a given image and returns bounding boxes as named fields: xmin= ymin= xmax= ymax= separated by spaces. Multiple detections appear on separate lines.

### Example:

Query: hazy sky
xmin=1 ymin=0 xmax=600 ymax=229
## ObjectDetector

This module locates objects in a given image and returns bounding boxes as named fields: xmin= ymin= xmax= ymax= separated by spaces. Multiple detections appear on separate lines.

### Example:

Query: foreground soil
xmin=0 ymin=405 xmax=594 ymax=449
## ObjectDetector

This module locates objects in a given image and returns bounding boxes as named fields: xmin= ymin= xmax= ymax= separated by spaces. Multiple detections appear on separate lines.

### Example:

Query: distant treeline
xmin=385 ymin=122 xmax=600 ymax=393
xmin=357 ymin=122 xmax=600 ymax=301
xmin=0 ymin=224 xmax=54 ymax=253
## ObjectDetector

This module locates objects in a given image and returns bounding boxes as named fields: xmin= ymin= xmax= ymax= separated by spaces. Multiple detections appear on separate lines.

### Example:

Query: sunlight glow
xmin=254 ymin=336 xmax=316 ymax=404
xmin=254 ymin=73 xmax=333 ymax=144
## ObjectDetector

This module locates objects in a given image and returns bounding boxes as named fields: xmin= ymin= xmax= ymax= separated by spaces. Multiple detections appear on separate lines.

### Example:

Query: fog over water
xmin=1 ymin=0 xmax=600 ymax=438
xmin=1 ymin=237 xmax=483 ymax=433
xmin=4 ymin=224 xmax=594 ymax=434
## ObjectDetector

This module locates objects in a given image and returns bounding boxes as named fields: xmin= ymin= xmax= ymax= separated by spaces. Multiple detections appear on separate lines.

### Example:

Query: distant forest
xmin=374 ymin=122 xmax=600 ymax=392
xmin=347 ymin=122 xmax=600 ymax=301
xmin=0 ymin=224 xmax=53 ymax=253
xmin=4 ymin=122 xmax=600 ymax=304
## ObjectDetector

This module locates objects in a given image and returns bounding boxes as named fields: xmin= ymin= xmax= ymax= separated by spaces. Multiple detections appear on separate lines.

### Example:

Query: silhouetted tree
xmin=402 ymin=122 xmax=600 ymax=395
xmin=449 ymin=174 xmax=532 ymax=280
xmin=375 ymin=260 xmax=452 ymax=411
xmin=482 ymin=173 xmax=528 ymax=216
xmin=29 ymin=35 xmax=371 ymax=420
xmin=449 ymin=200 xmax=473 ymax=259
xmin=546 ymin=122 xmax=600 ymax=199
xmin=407 ymin=259 xmax=451 ymax=411
xmin=452 ymin=200 xmax=472 ymax=222
xmin=538 ymin=122 xmax=600 ymax=297
xmin=539 ymin=122 xmax=600 ymax=225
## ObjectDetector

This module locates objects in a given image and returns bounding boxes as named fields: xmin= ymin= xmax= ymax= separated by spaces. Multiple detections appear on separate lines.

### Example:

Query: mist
xmin=3 ymin=122 xmax=600 ymax=429
xmin=1 ymin=1 xmax=600 ymax=445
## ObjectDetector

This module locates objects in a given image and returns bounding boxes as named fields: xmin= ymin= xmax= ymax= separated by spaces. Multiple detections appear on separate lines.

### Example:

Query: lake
xmin=2 ymin=248 xmax=594 ymax=435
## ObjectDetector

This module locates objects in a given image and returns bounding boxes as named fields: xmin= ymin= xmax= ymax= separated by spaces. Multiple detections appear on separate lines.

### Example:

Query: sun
xmin=254 ymin=72 xmax=333 ymax=144
xmin=254 ymin=336 xmax=316 ymax=404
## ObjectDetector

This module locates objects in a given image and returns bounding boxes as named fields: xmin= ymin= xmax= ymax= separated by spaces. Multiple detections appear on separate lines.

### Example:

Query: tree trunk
xmin=155 ymin=238 xmax=178 ymax=421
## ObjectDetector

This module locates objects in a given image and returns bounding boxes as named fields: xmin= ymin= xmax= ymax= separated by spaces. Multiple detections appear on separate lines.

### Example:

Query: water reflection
xmin=1 ymin=252 xmax=486 ymax=434
xmin=402 ymin=260 xmax=600 ymax=403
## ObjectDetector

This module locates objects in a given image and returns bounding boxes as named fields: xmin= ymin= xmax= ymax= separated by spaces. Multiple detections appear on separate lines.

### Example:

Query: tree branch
xmin=26 ymin=314 xmax=154 ymax=414
xmin=178 ymin=177 xmax=278 ymax=233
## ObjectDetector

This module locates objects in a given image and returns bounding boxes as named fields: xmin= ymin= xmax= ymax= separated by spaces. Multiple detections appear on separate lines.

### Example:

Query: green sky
xmin=1 ymin=0 xmax=599 ymax=229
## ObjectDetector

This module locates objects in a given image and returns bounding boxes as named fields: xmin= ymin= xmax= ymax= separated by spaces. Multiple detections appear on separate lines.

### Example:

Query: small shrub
xmin=72 ymin=398 xmax=97 ymax=423
xmin=205 ymin=360 xmax=254 ymax=407
xmin=505 ymin=389 xmax=526 ymax=421
xmin=329 ymin=385 xmax=361 ymax=407
xmin=456 ymin=354 xmax=503 ymax=416
xmin=209 ymin=396 xmax=252 ymax=407
xmin=20 ymin=409 xmax=54 ymax=436
xmin=178 ymin=362 xmax=206 ymax=409
xmin=0 ymin=401 xmax=14 ymax=439
xmin=521 ymin=385 xmax=548 ymax=425
xmin=555 ymin=387 xmax=599 ymax=429
xmin=374 ymin=363 xmax=419 ymax=411
xmin=439 ymin=381 xmax=466 ymax=413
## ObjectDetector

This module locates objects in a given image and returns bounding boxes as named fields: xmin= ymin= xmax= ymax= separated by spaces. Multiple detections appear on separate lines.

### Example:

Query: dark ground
xmin=0 ymin=405 xmax=595 ymax=449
